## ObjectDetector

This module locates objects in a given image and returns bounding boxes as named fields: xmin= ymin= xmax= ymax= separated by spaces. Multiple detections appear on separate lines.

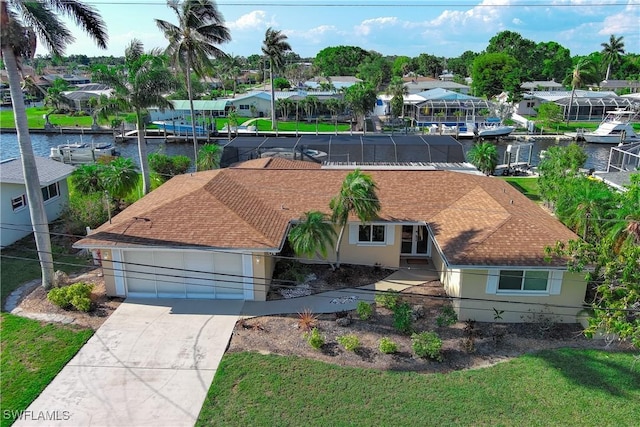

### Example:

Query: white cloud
xmin=227 ymin=10 xmax=270 ymax=31
xmin=354 ymin=17 xmax=399 ymax=36
xmin=512 ymin=18 xmax=523 ymax=25
xmin=599 ymin=2 xmax=640 ymax=35
xmin=290 ymin=25 xmax=337 ymax=41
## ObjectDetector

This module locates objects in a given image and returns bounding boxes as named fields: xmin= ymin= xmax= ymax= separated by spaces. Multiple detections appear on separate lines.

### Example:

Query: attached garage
xmin=115 ymin=250 xmax=253 ymax=299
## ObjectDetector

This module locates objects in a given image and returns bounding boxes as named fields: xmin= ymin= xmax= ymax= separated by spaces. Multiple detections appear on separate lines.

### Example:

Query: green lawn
xmin=1 ymin=236 xmax=91 ymax=308
xmin=0 ymin=106 xmax=93 ymax=129
xmin=198 ymin=349 xmax=639 ymax=426
xmin=501 ymin=176 xmax=541 ymax=202
xmin=0 ymin=313 xmax=93 ymax=427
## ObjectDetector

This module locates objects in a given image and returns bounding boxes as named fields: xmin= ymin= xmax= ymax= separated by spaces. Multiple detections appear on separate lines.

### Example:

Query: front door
xmin=401 ymin=225 xmax=429 ymax=256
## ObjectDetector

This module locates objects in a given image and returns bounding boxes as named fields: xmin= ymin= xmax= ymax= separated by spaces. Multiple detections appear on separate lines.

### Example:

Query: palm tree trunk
xmin=270 ymin=62 xmax=276 ymax=130
xmin=605 ymin=63 xmax=611 ymax=81
xmin=186 ymin=57 xmax=199 ymax=171
xmin=566 ymin=87 xmax=576 ymax=125
xmin=136 ymin=111 xmax=150 ymax=194
xmin=3 ymin=47 xmax=55 ymax=289
xmin=335 ymin=224 xmax=346 ymax=269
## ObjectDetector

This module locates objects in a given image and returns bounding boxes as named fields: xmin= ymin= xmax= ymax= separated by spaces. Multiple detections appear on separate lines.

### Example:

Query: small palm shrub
xmin=375 ymin=288 xmax=400 ymax=310
xmin=306 ymin=328 xmax=324 ymax=350
xmin=298 ymin=308 xmax=317 ymax=331
xmin=393 ymin=302 xmax=413 ymax=334
xmin=356 ymin=301 xmax=373 ymax=320
xmin=436 ymin=305 xmax=458 ymax=327
xmin=411 ymin=331 xmax=443 ymax=361
xmin=47 ymin=282 xmax=94 ymax=312
xmin=337 ymin=334 xmax=360 ymax=352
xmin=378 ymin=337 xmax=398 ymax=354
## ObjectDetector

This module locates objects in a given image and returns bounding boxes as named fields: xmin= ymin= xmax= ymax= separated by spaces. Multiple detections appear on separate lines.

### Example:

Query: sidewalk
xmin=241 ymin=268 xmax=437 ymax=318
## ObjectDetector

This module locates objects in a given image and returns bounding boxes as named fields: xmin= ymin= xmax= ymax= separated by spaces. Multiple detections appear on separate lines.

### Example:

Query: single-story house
xmin=1 ymin=157 xmax=75 ymax=247
xmin=76 ymin=159 xmax=587 ymax=323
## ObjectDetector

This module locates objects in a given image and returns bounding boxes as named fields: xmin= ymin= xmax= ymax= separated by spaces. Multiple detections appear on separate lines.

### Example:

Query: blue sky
xmin=48 ymin=0 xmax=639 ymax=59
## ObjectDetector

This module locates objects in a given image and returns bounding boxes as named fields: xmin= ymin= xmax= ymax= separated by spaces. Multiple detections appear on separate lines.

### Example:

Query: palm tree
xmin=344 ymin=82 xmax=377 ymax=134
xmin=330 ymin=169 xmax=381 ymax=268
xmin=467 ymin=142 xmax=498 ymax=175
xmin=565 ymin=58 xmax=598 ymax=124
xmin=262 ymin=27 xmax=292 ymax=130
xmin=386 ymin=77 xmax=408 ymax=124
xmin=197 ymin=143 xmax=222 ymax=170
xmin=288 ymin=211 xmax=337 ymax=269
xmin=601 ymin=35 xmax=625 ymax=81
xmin=1 ymin=0 xmax=107 ymax=289
xmin=607 ymin=174 xmax=640 ymax=253
xmin=92 ymin=39 xmax=176 ymax=195
xmin=100 ymin=157 xmax=139 ymax=203
xmin=325 ymin=98 xmax=344 ymax=134
xmin=156 ymin=0 xmax=231 ymax=171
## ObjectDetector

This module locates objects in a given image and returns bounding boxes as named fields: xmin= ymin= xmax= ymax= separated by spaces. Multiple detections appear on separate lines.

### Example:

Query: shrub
xmin=297 ymin=308 xmax=317 ymax=332
xmin=148 ymin=153 xmax=191 ymax=184
xmin=47 ymin=282 xmax=94 ymax=312
xmin=61 ymin=192 xmax=112 ymax=235
xmin=393 ymin=302 xmax=413 ymax=334
xmin=436 ymin=305 xmax=458 ymax=327
xmin=356 ymin=301 xmax=373 ymax=320
xmin=306 ymin=328 xmax=324 ymax=350
xmin=411 ymin=331 xmax=443 ymax=361
xmin=375 ymin=288 xmax=400 ymax=310
xmin=378 ymin=337 xmax=398 ymax=354
xmin=337 ymin=334 xmax=360 ymax=352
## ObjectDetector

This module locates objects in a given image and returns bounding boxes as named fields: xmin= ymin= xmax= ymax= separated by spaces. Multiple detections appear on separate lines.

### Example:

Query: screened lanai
xmin=219 ymin=135 xmax=466 ymax=167
xmin=408 ymin=89 xmax=495 ymax=126
xmin=556 ymin=97 xmax=636 ymax=122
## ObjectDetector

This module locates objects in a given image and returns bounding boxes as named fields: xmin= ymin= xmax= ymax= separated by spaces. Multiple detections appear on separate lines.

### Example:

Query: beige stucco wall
xmin=252 ymin=252 xmax=275 ymax=301
xmin=338 ymin=224 xmax=401 ymax=268
xmin=99 ymin=249 xmax=117 ymax=296
xmin=450 ymin=269 xmax=587 ymax=323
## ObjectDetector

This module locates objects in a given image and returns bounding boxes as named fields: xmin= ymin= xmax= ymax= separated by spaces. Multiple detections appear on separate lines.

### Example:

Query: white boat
xmin=578 ymin=109 xmax=639 ymax=144
xmin=472 ymin=118 xmax=515 ymax=138
xmin=259 ymin=147 xmax=327 ymax=162
xmin=50 ymin=142 xmax=118 ymax=164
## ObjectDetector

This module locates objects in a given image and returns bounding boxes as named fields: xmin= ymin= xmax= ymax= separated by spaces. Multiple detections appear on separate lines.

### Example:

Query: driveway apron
xmin=15 ymin=298 xmax=242 ymax=427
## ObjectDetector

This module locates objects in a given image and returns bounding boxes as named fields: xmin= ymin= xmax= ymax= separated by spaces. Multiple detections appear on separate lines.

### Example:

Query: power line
xmin=3 ymin=250 xmax=636 ymax=313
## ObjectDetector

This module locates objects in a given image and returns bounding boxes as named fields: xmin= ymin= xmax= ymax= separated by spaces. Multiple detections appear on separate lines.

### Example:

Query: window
xmin=498 ymin=270 xmax=549 ymax=292
xmin=41 ymin=183 xmax=60 ymax=202
xmin=358 ymin=225 xmax=385 ymax=243
xmin=11 ymin=195 xmax=27 ymax=211
xmin=239 ymin=104 xmax=249 ymax=110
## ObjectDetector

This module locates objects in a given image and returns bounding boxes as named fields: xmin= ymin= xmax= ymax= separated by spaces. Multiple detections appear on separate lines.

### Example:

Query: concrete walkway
xmin=15 ymin=299 xmax=242 ymax=427
xmin=242 ymin=268 xmax=438 ymax=317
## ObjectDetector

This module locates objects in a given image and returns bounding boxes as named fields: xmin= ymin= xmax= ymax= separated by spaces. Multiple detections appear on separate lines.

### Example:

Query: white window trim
xmin=42 ymin=182 xmax=60 ymax=203
xmin=486 ymin=269 xmax=563 ymax=296
xmin=348 ymin=223 xmax=394 ymax=246
xmin=11 ymin=194 xmax=27 ymax=212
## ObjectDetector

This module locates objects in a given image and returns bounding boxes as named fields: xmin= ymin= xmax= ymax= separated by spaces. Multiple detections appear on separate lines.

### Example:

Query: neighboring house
xmin=404 ymin=79 xmax=470 ymax=95
xmin=521 ymin=81 xmax=564 ymax=92
xmin=62 ymin=84 xmax=112 ymax=112
xmin=0 ymin=157 xmax=75 ymax=248
xmin=303 ymin=76 xmax=362 ymax=91
xmin=75 ymin=159 xmax=586 ymax=323
xmin=148 ymin=99 xmax=232 ymax=122
xmin=592 ymin=79 xmax=640 ymax=94
xmin=41 ymin=73 xmax=91 ymax=86
xmin=517 ymin=90 xmax=635 ymax=120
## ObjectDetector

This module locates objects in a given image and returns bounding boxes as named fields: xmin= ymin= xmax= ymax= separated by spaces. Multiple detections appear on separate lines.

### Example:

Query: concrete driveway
xmin=15 ymin=299 xmax=242 ymax=427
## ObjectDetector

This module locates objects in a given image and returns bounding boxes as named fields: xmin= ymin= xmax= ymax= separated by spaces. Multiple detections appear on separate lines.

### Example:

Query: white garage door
xmin=123 ymin=250 xmax=246 ymax=299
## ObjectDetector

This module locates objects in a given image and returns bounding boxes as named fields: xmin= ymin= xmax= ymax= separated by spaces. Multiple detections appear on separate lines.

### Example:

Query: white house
xmin=0 ymin=157 xmax=75 ymax=248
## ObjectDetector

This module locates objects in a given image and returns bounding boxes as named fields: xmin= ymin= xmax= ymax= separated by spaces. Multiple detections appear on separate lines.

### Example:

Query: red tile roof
xmin=77 ymin=165 xmax=577 ymax=267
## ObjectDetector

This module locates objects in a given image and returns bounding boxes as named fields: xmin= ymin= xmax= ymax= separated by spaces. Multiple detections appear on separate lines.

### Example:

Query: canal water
xmin=0 ymin=131 xmax=613 ymax=171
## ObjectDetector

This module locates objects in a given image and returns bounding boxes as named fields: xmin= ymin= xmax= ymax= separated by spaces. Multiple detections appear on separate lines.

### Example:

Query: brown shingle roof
xmin=77 ymin=166 xmax=577 ymax=267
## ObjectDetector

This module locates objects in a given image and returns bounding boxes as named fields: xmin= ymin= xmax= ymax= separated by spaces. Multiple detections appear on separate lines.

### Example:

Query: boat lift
xmin=494 ymin=142 xmax=534 ymax=176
